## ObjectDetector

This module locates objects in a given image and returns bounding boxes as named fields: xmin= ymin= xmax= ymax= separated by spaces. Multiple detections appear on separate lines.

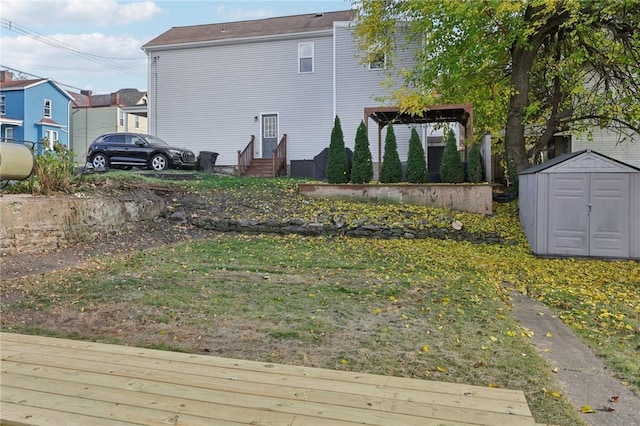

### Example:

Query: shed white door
xmin=589 ymin=174 xmax=629 ymax=258
xmin=547 ymin=173 xmax=629 ymax=257
xmin=548 ymin=174 xmax=590 ymax=256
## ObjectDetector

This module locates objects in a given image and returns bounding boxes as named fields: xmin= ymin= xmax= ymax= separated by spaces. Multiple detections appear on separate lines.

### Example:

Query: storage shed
xmin=519 ymin=150 xmax=640 ymax=259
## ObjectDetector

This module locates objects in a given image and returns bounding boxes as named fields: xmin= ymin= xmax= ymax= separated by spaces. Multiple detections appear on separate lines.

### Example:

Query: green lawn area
xmin=2 ymin=174 xmax=638 ymax=425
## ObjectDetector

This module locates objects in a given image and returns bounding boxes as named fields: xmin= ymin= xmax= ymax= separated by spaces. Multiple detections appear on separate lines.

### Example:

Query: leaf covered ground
xmin=2 ymin=173 xmax=638 ymax=425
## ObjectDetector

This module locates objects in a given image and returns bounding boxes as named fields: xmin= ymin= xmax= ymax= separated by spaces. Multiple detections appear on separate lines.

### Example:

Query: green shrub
xmin=350 ymin=121 xmax=373 ymax=184
xmin=439 ymin=129 xmax=465 ymax=183
xmin=406 ymin=127 xmax=428 ymax=183
xmin=326 ymin=116 xmax=348 ymax=184
xmin=33 ymin=140 xmax=76 ymax=194
xmin=467 ymin=142 xmax=484 ymax=183
xmin=380 ymin=125 xmax=403 ymax=183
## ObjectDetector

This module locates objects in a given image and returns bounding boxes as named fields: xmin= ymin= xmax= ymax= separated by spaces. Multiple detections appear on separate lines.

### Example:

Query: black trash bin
xmin=199 ymin=151 xmax=218 ymax=173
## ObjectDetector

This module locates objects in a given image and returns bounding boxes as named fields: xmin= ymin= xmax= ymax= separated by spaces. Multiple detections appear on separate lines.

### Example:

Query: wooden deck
xmin=1 ymin=332 xmax=537 ymax=425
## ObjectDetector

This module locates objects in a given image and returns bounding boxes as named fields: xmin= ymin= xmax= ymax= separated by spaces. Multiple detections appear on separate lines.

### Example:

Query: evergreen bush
xmin=326 ymin=116 xmax=348 ymax=183
xmin=406 ymin=127 xmax=428 ymax=183
xmin=439 ymin=129 xmax=465 ymax=183
xmin=350 ymin=121 xmax=373 ymax=184
xmin=380 ymin=124 xmax=403 ymax=183
xmin=467 ymin=142 xmax=484 ymax=183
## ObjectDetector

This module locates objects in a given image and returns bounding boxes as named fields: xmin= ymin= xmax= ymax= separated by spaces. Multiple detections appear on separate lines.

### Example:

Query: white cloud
xmin=1 ymin=0 xmax=161 ymax=27
xmin=1 ymin=31 xmax=148 ymax=92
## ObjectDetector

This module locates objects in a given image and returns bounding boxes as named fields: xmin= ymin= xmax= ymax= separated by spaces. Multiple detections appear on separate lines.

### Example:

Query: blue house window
xmin=298 ymin=42 xmax=314 ymax=73
xmin=44 ymin=99 xmax=52 ymax=118
xmin=0 ymin=95 xmax=5 ymax=115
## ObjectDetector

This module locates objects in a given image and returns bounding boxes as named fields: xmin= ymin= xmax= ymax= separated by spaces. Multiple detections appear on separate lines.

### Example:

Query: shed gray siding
xmin=519 ymin=150 xmax=640 ymax=259
xmin=149 ymin=33 xmax=335 ymax=165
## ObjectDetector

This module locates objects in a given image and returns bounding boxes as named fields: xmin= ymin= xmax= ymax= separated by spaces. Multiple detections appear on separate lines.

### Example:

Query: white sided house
xmin=142 ymin=10 xmax=464 ymax=178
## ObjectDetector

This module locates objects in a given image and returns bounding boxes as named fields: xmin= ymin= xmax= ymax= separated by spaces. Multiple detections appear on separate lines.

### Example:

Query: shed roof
xmin=519 ymin=149 xmax=640 ymax=175
xmin=143 ymin=10 xmax=356 ymax=49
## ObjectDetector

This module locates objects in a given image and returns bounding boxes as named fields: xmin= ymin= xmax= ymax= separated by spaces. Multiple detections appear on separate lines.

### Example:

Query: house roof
xmin=70 ymin=88 xmax=147 ymax=108
xmin=0 ymin=78 xmax=48 ymax=90
xmin=519 ymin=149 xmax=640 ymax=175
xmin=142 ymin=9 xmax=356 ymax=49
xmin=0 ymin=78 xmax=73 ymax=100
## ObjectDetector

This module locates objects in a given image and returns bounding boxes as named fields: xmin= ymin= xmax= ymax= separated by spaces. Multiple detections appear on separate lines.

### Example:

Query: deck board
xmin=1 ymin=332 xmax=537 ymax=426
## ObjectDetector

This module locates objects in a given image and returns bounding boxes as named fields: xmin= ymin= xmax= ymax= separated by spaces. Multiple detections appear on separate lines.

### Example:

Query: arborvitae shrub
xmin=326 ymin=116 xmax=348 ymax=183
xmin=380 ymin=124 xmax=403 ymax=183
xmin=406 ymin=127 xmax=428 ymax=183
xmin=439 ymin=129 xmax=465 ymax=183
xmin=467 ymin=142 xmax=484 ymax=183
xmin=350 ymin=121 xmax=373 ymax=184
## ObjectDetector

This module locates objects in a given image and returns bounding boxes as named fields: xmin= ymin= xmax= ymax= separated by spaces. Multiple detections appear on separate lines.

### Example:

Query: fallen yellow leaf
xmin=581 ymin=405 xmax=596 ymax=413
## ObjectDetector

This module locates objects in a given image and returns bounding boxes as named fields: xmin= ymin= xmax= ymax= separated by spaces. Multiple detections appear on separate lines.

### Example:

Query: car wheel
xmin=150 ymin=154 xmax=168 ymax=171
xmin=91 ymin=153 xmax=108 ymax=170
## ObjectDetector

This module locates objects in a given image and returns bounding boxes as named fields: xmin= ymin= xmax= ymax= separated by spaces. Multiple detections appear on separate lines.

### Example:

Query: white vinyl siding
xmin=334 ymin=25 xmax=417 ymax=162
xmin=572 ymin=128 xmax=640 ymax=169
xmin=149 ymin=34 xmax=334 ymax=164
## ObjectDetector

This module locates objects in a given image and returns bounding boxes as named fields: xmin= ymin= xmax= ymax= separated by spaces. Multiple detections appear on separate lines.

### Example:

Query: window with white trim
xmin=4 ymin=127 xmax=14 ymax=141
xmin=368 ymin=51 xmax=387 ymax=70
xmin=135 ymin=114 xmax=140 ymax=129
xmin=44 ymin=99 xmax=52 ymax=118
xmin=0 ymin=95 xmax=5 ymax=115
xmin=298 ymin=42 xmax=314 ymax=73
xmin=44 ymin=130 xmax=58 ymax=150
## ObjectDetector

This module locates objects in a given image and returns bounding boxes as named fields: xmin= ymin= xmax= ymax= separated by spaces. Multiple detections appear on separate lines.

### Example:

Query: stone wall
xmin=298 ymin=183 xmax=493 ymax=215
xmin=0 ymin=190 xmax=164 ymax=254
xmin=191 ymin=217 xmax=505 ymax=244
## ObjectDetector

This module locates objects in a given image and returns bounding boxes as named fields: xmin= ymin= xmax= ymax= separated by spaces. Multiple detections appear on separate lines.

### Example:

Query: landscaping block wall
xmin=298 ymin=183 xmax=492 ymax=215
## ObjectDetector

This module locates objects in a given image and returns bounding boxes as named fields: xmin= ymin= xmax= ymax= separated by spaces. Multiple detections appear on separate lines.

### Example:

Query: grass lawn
xmin=2 ymin=174 xmax=638 ymax=425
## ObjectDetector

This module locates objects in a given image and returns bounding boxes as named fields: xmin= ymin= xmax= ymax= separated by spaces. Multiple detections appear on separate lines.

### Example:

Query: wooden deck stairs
xmin=238 ymin=134 xmax=287 ymax=177
xmin=241 ymin=158 xmax=275 ymax=177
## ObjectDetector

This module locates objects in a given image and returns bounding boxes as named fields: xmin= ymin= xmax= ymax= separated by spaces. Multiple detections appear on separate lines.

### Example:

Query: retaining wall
xmin=298 ymin=183 xmax=492 ymax=215
xmin=0 ymin=191 xmax=164 ymax=254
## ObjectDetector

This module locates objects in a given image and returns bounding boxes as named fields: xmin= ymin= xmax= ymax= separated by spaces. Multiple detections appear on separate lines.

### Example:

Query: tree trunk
xmin=505 ymin=45 xmax=536 ymax=183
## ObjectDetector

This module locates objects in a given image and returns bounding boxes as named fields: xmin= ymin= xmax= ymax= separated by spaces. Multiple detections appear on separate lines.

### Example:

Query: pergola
xmin=364 ymin=103 xmax=474 ymax=177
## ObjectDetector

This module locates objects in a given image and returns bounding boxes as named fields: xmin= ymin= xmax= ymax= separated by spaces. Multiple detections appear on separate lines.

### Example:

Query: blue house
xmin=0 ymin=70 xmax=72 ymax=153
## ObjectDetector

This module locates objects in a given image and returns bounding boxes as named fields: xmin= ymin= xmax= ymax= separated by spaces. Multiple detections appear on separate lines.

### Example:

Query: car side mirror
xmin=134 ymin=140 xmax=146 ymax=146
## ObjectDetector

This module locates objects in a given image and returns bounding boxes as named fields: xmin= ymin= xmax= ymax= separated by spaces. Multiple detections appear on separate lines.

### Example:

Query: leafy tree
xmin=406 ymin=127 xmax=428 ymax=183
xmin=439 ymin=129 xmax=465 ymax=183
xmin=326 ymin=116 xmax=348 ymax=184
xmin=380 ymin=124 xmax=402 ymax=183
xmin=350 ymin=120 xmax=374 ymax=184
xmin=467 ymin=143 xmax=484 ymax=183
xmin=354 ymin=1 xmax=640 ymax=179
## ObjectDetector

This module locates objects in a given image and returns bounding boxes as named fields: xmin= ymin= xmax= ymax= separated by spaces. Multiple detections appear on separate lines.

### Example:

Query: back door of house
xmin=547 ymin=173 xmax=629 ymax=257
xmin=261 ymin=114 xmax=278 ymax=158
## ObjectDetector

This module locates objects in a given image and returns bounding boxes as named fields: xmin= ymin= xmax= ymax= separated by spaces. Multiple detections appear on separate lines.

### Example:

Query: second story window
xmin=368 ymin=51 xmax=387 ymax=70
xmin=44 ymin=99 xmax=52 ymax=118
xmin=120 ymin=111 xmax=125 ymax=126
xmin=135 ymin=115 xmax=140 ymax=129
xmin=298 ymin=42 xmax=314 ymax=73
xmin=0 ymin=95 xmax=5 ymax=115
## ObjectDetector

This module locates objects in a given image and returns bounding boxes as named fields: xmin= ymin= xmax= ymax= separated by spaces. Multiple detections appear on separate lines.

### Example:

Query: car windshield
xmin=145 ymin=135 xmax=169 ymax=146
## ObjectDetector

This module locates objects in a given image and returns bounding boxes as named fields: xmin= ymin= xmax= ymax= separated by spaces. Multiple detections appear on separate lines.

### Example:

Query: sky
xmin=0 ymin=0 xmax=352 ymax=95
